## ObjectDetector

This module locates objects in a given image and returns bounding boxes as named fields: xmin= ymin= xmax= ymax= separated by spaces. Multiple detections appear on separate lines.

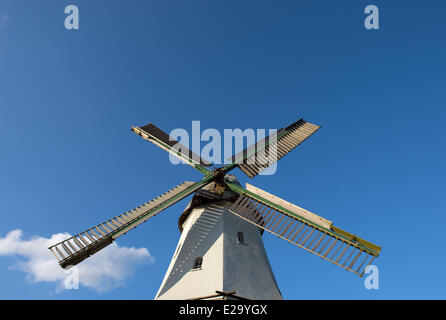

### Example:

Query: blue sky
xmin=0 ymin=0 xmax=445 ymax=299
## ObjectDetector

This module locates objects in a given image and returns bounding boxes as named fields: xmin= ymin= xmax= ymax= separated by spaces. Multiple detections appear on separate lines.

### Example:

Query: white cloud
xmin=0 ymin=230 xmax=154 ymax=292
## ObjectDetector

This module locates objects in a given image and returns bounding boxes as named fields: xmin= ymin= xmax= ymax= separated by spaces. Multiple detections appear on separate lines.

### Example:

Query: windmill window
xmin=237 ymin=232 xmax=245 ymax=244
xmin=192 ymin=257 xmax=203 ymax=270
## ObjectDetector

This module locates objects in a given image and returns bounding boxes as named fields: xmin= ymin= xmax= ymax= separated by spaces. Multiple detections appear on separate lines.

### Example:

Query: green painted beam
xmin=224 ymin=179 xmax=381 ymax=257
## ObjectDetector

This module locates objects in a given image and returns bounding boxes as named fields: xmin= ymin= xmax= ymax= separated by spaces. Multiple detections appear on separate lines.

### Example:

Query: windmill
xmin=49 ymin=118 xmax=381 ymax=300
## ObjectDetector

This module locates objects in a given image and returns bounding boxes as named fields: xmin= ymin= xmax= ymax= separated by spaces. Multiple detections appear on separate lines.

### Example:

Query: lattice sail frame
xmin=229 ymin=119 xmax=320 ymax=178
xmin=131 ymin=123 xmax=212 ymax=176
xmin=225 ymin=180 xmax=381 ymax=276
xmin=49 ymin=179 xmax=214 ymax=268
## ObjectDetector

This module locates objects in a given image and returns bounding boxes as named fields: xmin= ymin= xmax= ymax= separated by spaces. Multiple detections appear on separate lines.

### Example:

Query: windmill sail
xmin=225 ymin=181 xmax=381 ymax=276
xmin=132 ymin=123 xmax=212 ymax=175
xmin=49 ymin=179 xmax=213 ymax=268
xmin=228 ymin=119 xmax=320 ymax=178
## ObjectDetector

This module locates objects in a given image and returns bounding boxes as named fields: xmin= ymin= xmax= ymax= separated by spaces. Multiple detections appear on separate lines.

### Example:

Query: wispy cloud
xmin=0 ymin=13 xmax=11 ymax=29
xmin=0 ymin=230 xmax=154 ymax=292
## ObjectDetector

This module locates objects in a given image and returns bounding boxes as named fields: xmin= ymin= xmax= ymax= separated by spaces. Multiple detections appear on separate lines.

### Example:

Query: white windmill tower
xmin=155 ymin=176 xmax=282 ymax=300
xmin=49 ymin=119 xmax=381 ymax=300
